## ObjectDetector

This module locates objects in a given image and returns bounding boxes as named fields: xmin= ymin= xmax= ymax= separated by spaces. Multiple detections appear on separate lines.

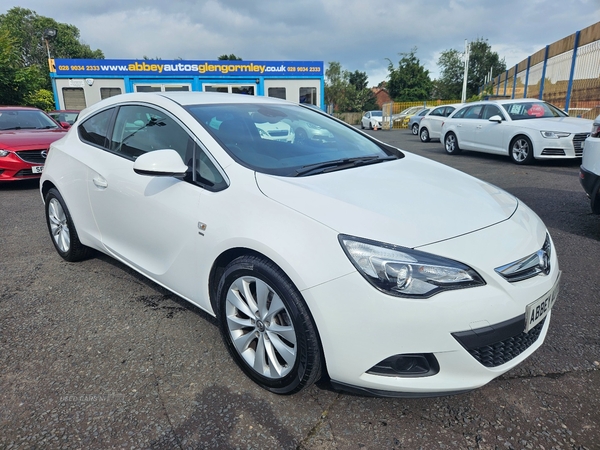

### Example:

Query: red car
xmin=0 ymin=106 xmax=69 ymax=182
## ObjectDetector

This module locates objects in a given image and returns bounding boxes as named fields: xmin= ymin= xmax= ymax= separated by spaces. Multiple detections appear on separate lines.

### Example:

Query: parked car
xmin=361 ymin=110 xmax=383 ymax=130
xmin=419 ymin=104 xmax=463 ymax=142
xmin=48 ymin=109 xmax=80 ymax=127
xmin=441 ymin=99 xmax=592 ymax=164
xmin=580 ymin=114 xmax=600 ymax=213
xmin=408 ymin=108 xmax=431 ymax=135
xmin=0 ymin=106 xmax=69 ymax=182
xmin=283 ymin=118 xmax=334 ymax=144
xmin=41 ymin=92 xmax=560 ymax=397
xmin=392 ymin=106 xmax=426 ymax=125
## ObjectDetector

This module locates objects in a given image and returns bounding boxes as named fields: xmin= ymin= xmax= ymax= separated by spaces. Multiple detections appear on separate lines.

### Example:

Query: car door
xmin=455 ymin=104 xmax=484 ymax=149
xmin=86 ymin=104 xmax=225 ymax=302
xmin=429 ymin=106 xmax=456 ymax=139
xmin=473 ymin=104 xmax=508 ymax=154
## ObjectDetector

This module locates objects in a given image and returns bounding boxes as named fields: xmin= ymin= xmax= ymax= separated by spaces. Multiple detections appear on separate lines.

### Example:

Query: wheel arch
xmin=208 ymin=246 xmax=329 ymax=380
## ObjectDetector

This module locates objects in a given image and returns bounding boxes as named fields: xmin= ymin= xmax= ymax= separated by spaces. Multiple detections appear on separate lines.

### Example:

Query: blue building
xmin=50 ymin=58 xmax=325 ymax=110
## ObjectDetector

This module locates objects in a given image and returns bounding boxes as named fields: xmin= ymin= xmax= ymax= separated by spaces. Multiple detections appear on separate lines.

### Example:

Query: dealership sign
xmin=52 ymin=59 xmax=323 ymax=77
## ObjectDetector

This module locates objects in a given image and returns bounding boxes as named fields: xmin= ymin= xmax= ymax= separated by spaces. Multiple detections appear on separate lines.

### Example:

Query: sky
xmin=4 ymin=0 xmax=600 ymax=86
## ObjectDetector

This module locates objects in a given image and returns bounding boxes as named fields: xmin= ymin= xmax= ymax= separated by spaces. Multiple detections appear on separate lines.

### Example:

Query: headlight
xmin=339 ymin=235 xmax=485 ymax=298
xmin=0 ymin=150 xmax=10 ymax=157
xmin=540 ymin=131 xmax=571 ymax=139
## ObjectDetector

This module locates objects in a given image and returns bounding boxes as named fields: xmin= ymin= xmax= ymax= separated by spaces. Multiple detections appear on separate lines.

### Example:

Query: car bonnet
xmin=255 ymin=153 xmax=518 ymax=248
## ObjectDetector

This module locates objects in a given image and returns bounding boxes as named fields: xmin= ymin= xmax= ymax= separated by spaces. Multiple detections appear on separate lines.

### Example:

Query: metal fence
xmin=382 ymin=100 xmax=461 ymax=129
xmin=484 ymin=21 xmax=600 ymax=120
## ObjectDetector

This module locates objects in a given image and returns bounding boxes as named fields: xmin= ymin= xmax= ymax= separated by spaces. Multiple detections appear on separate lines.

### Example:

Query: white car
xmin=40 ymin=92 xmax=560 ymax=397
xmin=580 ymin=114 xmax=600 ymax=213
xmin=441 ymin=99 xmax=593 ymax=164
xmin=361 ymin=110 xmax=383 ymax=130
xmin=418 ymin=104 xmax=463 ymax=142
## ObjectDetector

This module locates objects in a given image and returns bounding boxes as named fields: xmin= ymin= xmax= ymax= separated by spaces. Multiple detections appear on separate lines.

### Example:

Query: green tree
xmin=0 ymin=7 xmax=104 ymax=106
xmin=386 ymin=48 xmax=432 ymax=101
xmin=325 ymin=61 xmax=350 ymax=111
xmin=218 ymin=54 xmax=242 ymax=60
xmin=325 ymin=64 xmax=377 ymax=112
xmin=435 ymin=38 xmax=506 ymax=100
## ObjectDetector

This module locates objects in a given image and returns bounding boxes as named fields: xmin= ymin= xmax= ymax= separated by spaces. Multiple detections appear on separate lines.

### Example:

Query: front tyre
xmin=216 ymin=255 xmax=322 ymax=395
xmin=419 ymin=127 xmax=430 ymax=142
xmin=45 ymin=188 xmax=92 ymax=262
xmin=444 ymin=132 xmax=461 ymax=155
xmin=411 ymin=123 xmax=419 ymax=135
xmin=510 ymin=136 xmax=534 ymax=164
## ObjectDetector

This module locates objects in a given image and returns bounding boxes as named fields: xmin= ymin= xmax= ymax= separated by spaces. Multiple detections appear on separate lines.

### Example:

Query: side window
xmin=452 ymin=107 xmax=468 ymax=119
xmin=430 ymin=108 xmax=443 ymax=117
xmin=482 ymin=105 xmax=503 ymax=120
xmin=191 ymin=141 xmax=228 ymax=191
xmin=109 ymin=105 xmax=191 ymax=160
xmin=464 ymin=105 xmax=484 ymax=119
xmin=443 ymin=107 xmax=456 ymax=117
xmin=78 ymin=108 xmax=115 ymax=148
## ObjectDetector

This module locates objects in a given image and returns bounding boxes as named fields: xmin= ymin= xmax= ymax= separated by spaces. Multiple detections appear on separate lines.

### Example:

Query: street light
xmin=43 ymin=28 xmax=58 ymax=60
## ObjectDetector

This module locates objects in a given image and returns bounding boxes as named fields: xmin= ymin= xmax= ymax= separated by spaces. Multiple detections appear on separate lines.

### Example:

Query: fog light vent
xmin=367 ymin=354 xmax=439 ymax=377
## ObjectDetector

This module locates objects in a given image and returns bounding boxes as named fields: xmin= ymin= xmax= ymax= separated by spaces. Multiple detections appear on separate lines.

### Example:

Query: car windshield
xmin=0 ymin=110 xmax=60 ymax=131
xmin=371 ymin=111 xmax=383 ymax=117
xmin=186 ymin=103 xmax=398 ymax=176
xmin=501 ymin=102 xmax=567 ymax=120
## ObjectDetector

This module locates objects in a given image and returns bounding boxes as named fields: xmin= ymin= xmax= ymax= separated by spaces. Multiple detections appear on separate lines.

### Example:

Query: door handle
xmin=93 ymin=177 xmax=108 ymax=189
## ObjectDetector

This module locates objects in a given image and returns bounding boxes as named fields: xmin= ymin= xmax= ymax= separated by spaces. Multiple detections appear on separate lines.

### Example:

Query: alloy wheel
xmin=48 ymin=198 xmax=71 ymax=253
xmin=225 ymin=275 xmax=297 ymax=379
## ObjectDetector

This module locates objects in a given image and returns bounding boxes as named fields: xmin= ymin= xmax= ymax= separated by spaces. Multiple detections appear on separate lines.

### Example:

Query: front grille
xmin=268 ymin=130 xmax=288 ymax=137
xmin=16 ymin=150 xmax=47 ymax=164
xmin=14 ymin=169 xmax=41 ymax=177
xmin=541 ymin=148 xmax=566 ymax=156
xmin=452 ymin=316 xmax=545 ymax=368
xmin=572 ymin=133 xmax=589 ymax=157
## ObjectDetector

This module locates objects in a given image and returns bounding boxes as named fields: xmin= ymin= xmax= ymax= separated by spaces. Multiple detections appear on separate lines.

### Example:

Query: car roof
xmin=0 ymin=106 xmax=43 ymax=111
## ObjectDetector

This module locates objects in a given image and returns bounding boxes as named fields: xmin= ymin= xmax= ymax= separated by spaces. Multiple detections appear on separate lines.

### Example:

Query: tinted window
xmin=463 ymin=105 xmax=484 ymax=119
xmin=78 ymin=108 xmax=115 ymax=147
xmin=430 ymin=107 xmax=444 ymax=116
xmin=501 ymin=102 xmax=567 ymax=120
xmin=109 ymin=105 xmax=191 ymax=160
xmin=482 ymin=105 xmax=503 ymax=120
xmin=0 ymin=109 xmax=60 ymax=131
xmin=187 ymin=103 xmax=397 ymax=176
xmin=443 ymin=107 xmax=456 ymax=117
xmin=452 ymin=107 xmax=468 ymax=119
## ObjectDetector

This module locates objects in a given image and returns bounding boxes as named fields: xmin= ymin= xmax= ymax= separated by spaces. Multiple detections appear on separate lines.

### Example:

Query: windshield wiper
xmin=294 ymin=155 xmax=397 ymax=177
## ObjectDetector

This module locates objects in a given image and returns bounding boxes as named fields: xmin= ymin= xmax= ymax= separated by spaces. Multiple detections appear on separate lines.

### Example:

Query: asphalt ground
xmin=1 ymin=129 xmax=598 ymax=449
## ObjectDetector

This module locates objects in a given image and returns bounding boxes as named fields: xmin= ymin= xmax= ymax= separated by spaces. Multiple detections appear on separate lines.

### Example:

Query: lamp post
xmin=42 ymin=28 xmax=57 ymax=61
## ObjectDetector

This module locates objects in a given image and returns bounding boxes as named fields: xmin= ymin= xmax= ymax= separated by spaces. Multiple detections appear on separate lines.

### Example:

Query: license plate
xmin=524 ymin=272 xmax=561 ymax=333
xmin=31 ymin=165 xmax=44 ymax=174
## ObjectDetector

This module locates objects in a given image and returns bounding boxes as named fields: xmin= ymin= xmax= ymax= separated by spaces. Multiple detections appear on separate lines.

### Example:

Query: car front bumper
xmin=303 ymin=208 xmax=559 ymax=396
xmin=0 ymin=152 xmax=43 ymax=181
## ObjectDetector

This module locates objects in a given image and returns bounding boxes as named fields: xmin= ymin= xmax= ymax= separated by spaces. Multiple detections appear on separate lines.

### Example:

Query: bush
xmin=24 ymin=89 xmax=55 ymax=111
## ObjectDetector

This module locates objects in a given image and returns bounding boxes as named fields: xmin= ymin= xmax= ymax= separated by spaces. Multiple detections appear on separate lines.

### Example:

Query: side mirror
xmin=133 ymin=149 xmax=188 ymax=177
xmin=488 ymin=115 xmax=503 ymax=123
xmin=60 ymin=122 xmax=71 ymax=129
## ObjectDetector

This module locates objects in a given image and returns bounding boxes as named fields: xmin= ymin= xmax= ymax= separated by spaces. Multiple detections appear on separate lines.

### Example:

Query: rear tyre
xmin=419 ymin=127 xmax=430 ymax=142
xmin=216 ymin=255 xmax=322 ymax=395
xmin=444 ymin=132 xmax=461 ymax=155
xmin=45 ymin=188 xmax=92 ymax=262
xmin=510 ymin=136 xmax=534 ymax=165
xmin=411 ymin=123 xmax=419 ymax=135
xmin=591 ymin=182 xmax=600 ymax=214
